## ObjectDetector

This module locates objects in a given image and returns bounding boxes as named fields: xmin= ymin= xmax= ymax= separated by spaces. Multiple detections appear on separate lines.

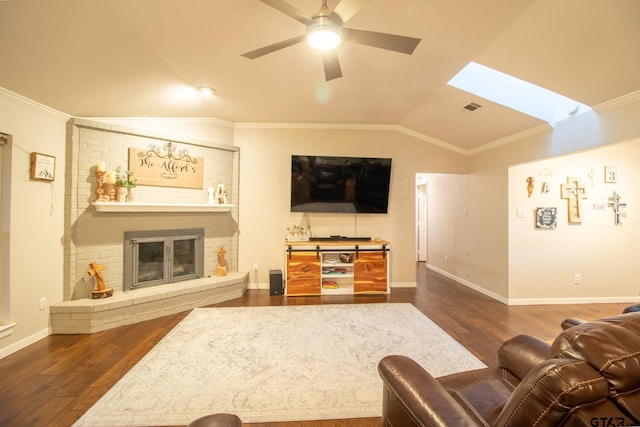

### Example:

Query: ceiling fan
xmin=241 ymin=0 xmax=422 ymax=81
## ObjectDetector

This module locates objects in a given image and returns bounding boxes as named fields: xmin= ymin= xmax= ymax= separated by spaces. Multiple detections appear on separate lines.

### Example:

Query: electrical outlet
xmin=444 ymin=255 xmax=448 ymax=263
xmin=253 ymin=263 xmax=258 ymax=272
xmin=39 ymin=297 xmax=47 ymax=310
xmin=574 ymin=273 xmax=581 ymax=285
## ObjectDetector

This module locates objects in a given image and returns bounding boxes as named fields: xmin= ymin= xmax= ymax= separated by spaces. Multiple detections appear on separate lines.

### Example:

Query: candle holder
xmin=107 ymin=183 xmax=116 ymax=202
xmin=95 ymin=170 xmax=107 ymax=202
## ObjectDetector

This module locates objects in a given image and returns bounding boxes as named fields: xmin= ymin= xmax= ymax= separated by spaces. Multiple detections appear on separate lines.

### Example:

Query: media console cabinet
xmin=285 ymin=240 xmax=390 ymax=296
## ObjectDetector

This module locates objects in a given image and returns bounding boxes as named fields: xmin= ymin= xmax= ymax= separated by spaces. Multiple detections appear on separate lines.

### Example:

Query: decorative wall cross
xmin=607 ymin=191 xmax=627 ymax=226
xmin=216 ymin=246 xmax=228 ymax=277
xmin=560 ymin=177 xmax=588 ymax=223
xmin=588 ymin=168 xmax=600 ymax=186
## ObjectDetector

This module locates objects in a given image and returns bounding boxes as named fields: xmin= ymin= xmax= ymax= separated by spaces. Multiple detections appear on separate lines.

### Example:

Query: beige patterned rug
xmin=74 ymin=303 xmax=485 ymax=426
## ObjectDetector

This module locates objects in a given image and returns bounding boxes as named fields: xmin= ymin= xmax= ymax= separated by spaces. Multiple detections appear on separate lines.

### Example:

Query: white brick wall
xmin=64 ymin=119 xmax=240 ymax=300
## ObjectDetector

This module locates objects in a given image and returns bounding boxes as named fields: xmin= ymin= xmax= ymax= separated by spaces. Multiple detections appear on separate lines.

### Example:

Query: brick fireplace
xmin=51 ymin=119 xmax=247 ymax=334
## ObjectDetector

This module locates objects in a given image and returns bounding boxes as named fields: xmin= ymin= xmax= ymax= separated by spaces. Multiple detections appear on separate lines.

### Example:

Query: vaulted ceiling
xmin=1 ymin=0 xmax=638 ymax=151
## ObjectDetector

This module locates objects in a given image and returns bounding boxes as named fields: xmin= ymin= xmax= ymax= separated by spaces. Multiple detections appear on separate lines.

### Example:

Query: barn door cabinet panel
xmin=285 ymin=251 xmax=321 ymax=295
xmin=354 ymin=252 xmax=388 ymax=294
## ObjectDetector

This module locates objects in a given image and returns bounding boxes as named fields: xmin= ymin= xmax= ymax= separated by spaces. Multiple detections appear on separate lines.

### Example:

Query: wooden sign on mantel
xmin=128 ymin=143 xmax=204 ymax=189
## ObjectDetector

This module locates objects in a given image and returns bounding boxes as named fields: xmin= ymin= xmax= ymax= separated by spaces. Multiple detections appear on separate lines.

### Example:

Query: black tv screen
xmin=291 ymin=155 xmax=392 ymax=213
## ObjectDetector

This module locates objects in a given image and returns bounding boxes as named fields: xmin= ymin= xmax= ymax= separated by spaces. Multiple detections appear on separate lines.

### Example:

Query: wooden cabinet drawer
xmin=286 ymin=252 xmax=321 ymax=295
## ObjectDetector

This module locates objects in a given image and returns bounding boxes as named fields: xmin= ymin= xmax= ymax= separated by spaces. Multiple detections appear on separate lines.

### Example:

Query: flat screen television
xmin=291 ymin=155 xmax=392 ymax=213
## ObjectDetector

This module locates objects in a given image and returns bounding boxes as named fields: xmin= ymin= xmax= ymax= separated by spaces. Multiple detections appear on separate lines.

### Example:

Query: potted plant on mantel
xmin=115 ymin=166 xmax=138 ymax=202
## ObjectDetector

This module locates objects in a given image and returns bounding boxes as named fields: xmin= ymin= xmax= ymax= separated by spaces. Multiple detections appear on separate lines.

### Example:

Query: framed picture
xmin=30 ymin=152 xmax=56 ymax=181
xmin=604 ymin=166 xmax=617 ymax=183
xmin=536 ymin=207 xmax=557 ymax=230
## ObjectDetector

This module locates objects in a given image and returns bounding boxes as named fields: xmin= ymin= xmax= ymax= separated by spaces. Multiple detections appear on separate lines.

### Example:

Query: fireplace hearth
xmin=124 ymin=228 xmax=205 ymax=291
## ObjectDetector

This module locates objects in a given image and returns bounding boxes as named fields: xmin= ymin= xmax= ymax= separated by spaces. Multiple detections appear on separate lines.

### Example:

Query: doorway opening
xmin=1 ymin=132 xmax=13 ymax=333
xmin=416 ymin=174 xmax=428 ymax=264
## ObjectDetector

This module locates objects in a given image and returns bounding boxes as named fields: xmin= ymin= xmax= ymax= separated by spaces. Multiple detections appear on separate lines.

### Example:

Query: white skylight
xmin=448 ymin=62 xmax=591 ymax=125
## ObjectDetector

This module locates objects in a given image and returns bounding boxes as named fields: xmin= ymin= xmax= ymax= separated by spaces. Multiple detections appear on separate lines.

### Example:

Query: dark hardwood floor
xmin=0 ymin=264 xmax=631 ymax=427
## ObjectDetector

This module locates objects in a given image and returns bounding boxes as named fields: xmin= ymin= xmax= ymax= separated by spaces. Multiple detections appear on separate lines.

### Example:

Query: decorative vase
xmin=126 ymin=188 xmax=137 ymax=202
xmin=116 ymin=187 xmax=128 ymax=202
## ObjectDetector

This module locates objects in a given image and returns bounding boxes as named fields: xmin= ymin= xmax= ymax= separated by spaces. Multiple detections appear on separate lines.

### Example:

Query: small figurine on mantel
xmin=207 ymin=185 xmax=215 ymax=204
xmin=215 ymin=184 xmax=228 ymax=205
xmin=216 ymin=246 xmax=228 ymax=277
xmin=88 ymin=261 xmax=113 ymax=299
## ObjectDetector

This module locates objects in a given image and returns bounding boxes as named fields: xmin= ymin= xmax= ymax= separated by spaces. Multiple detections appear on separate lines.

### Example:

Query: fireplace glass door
xmin=125 ymin=229 xmax=204 ymax=290
xmin=172 ymin=237 xmax=196 ymax=278
xmin=137 ymin=240 xmax=166 ymax=285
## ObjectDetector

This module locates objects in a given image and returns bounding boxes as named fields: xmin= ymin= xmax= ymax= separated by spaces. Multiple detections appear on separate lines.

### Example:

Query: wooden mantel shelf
xmin=92 ymin=202 xmax=233 ymax=213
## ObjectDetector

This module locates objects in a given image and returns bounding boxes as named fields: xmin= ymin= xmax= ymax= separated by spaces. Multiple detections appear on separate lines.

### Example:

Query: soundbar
xmin=309 ymin=236 xmax=372 ymax=241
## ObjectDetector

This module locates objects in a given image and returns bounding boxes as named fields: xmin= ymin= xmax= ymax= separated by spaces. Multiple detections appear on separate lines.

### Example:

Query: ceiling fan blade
xmin=342 ymin=28 xmax=421 ymax=55
xmin=259 ymin=0 xmax=313 ymax=25
xmin=322 ymin=51 xmax=342 ymax=81
xmin=332 ymin=0 xmax=372 ymax=23
xmin=241 ymin=35 xmax=306 ymax=59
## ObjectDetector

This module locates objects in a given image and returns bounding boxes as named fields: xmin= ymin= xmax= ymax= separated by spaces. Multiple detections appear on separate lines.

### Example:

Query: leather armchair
xmin=187 ymin=413 xmax=242 ymax=427
xmin=378 ymin=312 xmax=640 ymax=426
xmin=561 ymin=303 xmax=640 ymax=329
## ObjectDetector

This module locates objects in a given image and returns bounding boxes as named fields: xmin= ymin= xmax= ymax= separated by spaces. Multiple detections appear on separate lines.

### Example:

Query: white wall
xmin=0 ymin=89 xmax=68 ymax=357
xmin=508 ymin=139 xmax=640 ymax=303
xmin=422 ymin=173 xmax=468 ymax=271
xmin=233 ymin=127 xmax=469 ymax=288
xmin=466 ymin=98 xmax=640 ymax=303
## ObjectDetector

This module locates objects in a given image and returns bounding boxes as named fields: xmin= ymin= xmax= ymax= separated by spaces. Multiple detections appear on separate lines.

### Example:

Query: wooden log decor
xmin=88 ymin=262 xmax=114 ymax=299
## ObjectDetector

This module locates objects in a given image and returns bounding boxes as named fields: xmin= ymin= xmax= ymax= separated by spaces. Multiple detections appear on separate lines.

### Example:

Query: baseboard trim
xmin=507 ymin=296 xmax=640 ymax=306
xmin=0 ymin=327 xmax=50 ymax=360
xmin=427 ymin=265 xmax=640 ymax=306
xmin=390 ymin=282 xmax=417 ymax=288
xmin=426 ymin=265 xmax=509 ymax=305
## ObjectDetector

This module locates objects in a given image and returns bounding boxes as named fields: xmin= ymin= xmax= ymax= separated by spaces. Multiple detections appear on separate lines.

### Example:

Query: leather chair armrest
xmin=561 ymin=317 xmax=588 ymax=329
xmin=497 ymin=335 xmax=550 ymax=381
xmin=187 ymin=413 xmax=242 ymax=427
xmin=378 ymin=355 xmax=478 ymax=427
xmin=623 ymin=303 xmax=640 ymax=313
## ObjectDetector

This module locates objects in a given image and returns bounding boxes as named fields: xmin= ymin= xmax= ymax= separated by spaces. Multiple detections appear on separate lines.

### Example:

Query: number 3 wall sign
xmin=604 ymin=166 xmax=617 ymax=183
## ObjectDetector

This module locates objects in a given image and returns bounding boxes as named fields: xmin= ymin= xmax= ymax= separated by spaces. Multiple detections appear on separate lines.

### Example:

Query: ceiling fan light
xmin=307 ymin=25 xmax=342 ymax=51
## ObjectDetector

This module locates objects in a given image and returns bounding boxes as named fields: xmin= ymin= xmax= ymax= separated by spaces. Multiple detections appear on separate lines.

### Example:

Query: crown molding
xmin=592 ymin=89 xmax=640 ymax=113
xmin=235 ymin=122 xmax=468 ymax=155
xmin=87 ymin=116 xmax=235 ymax=128
xmin=0 ymin=87 xmax=69 ymax=121
xmin=467 ymin=124 xmax=551 ymax=155
xmin=4 ymin=86 xmax=639 ymax=157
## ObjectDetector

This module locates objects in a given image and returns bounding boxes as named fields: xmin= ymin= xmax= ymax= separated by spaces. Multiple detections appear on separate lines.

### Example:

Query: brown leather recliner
xmin=378 ymin=312 xmax=640 ymax=426
xmin=561 ymin=303 xmax=640 ymax=329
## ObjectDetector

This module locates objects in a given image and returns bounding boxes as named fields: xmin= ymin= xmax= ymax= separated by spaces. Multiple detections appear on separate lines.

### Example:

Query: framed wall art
xmin=30 ymin=152 xmax=56 ymax=181
xmin=604 ymin=166 xmax=617 ymax=183
xmin=536 ymin=207 xmax=557 ymax=229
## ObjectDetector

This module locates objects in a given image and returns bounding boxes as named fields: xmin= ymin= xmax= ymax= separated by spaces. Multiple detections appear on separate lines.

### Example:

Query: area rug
xmin=74 ymin=303 xmax=486 ymax=426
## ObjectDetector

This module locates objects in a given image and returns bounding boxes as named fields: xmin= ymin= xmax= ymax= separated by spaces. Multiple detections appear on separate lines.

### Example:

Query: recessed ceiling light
xmin=196 ymin=86 xmax=216 ymax=96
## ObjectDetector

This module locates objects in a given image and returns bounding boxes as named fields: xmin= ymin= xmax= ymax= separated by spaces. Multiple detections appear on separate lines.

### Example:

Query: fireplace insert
xmin=123 ymin=228 xmax=205 ymax=290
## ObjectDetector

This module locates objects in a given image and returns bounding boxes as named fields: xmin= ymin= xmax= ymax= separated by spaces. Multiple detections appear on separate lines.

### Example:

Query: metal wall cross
xmin=607 ymin=191 xmax=627 ymax=225
xmin=560 ymin=177 xmax=588 ymax=223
